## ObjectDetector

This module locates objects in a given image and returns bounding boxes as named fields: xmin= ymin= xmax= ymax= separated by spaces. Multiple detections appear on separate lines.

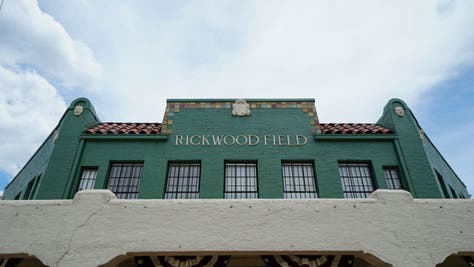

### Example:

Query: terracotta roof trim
xmin=319 ymin=123 xmax=393 ymax=135
xmin=85 ymin=122 xmax=391 ymax=136
xmin=85 ymin=122 xmax=162 ymax=135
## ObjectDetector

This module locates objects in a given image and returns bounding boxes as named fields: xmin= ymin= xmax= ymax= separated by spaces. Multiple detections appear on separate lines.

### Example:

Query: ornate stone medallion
xmin=232 ymin=99 xmax=251 ymax=116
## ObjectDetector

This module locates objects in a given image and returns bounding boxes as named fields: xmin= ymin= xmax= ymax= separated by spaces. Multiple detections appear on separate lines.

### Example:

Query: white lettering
xmin=202 ymin=135 xmax=210 ymax=145
xmin=190 ymin=135 xmax=201 ymax=145
xmin=185 ymin=135 xmax=189 ymax=145
xmin=264 ymin=135 xmax=271 ymax=145
xmin=236 ymin=135 xmax=248 ymax=145
xmin=175 ymin=135 xmax=184 ymax=145
xmin=173 ymin=134 xmax=307 ymax=146
xmin=212 ymin=135 xmax=224 ymax=145
xmin=248 ymin=135 xmax=259 ymax=146
xmin=223 ymin=135 xmax=236 ymax=145
xmin=296 ymin=135 xmax=308 ymax=145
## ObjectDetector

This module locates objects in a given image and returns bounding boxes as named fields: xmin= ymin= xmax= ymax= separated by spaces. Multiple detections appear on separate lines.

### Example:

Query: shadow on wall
xmin=0 ymin=255 xmax=48 ymax=267
xmin=437 ymin=254 xmax=474 ymax=267
xmin=100 ymin=253 xmax=391 ymax=267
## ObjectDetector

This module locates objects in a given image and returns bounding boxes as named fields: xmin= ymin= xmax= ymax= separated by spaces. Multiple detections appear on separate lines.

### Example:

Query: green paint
xmin=3 ymin=98 xmax=469 ymax=200
xmin=377 ymin=99 xmax=469 ymax=198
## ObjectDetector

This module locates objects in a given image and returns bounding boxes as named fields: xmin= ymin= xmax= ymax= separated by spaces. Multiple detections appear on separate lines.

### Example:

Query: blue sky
xmin=0 ymin=0 xmax=473 ymax=196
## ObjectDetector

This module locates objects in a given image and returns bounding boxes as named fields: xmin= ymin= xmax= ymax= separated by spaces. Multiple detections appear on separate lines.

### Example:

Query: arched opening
xmin=436 ymin=253 xmax=474 ymax=267
xmin=100 ymin=253 xmax=391 ymax=267
xmin=0 ymin=254 xmax=48 ymax=267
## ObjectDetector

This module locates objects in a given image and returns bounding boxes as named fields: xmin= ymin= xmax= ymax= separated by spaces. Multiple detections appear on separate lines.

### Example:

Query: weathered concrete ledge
xmin=0 ymin=189 xmax=473 ymax=267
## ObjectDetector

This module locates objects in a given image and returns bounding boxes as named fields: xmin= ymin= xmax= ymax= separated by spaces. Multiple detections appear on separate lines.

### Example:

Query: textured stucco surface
xmin=1 ymin=190 xmax=473 ymax=267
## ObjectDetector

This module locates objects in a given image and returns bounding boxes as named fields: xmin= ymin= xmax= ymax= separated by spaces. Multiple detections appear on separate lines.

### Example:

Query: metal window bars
xmin=339 ymin=163 xmax=375 ymax=198
xmin=164 ymin=163 xmax=200 ymax=199
xmin=224 ymin=162 xmax=258 ymax=199
xmin=78 ymin=168 xmax=98 ymax=191
xmin=383 ymin=168 xmax=401 ymax=189
xmin=282 ymin=162 xmax=318 ymax=198
xmin=107 ymin=163 xmax=143 ymax=199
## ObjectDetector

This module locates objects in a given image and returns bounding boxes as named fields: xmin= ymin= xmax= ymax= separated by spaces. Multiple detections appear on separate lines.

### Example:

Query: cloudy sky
xmin=0 ymin=0 xmax=473 ymax=196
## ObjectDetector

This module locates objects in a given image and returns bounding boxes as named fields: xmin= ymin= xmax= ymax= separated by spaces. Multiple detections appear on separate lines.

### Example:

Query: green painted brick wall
xmin=2 ymin=128 xmax=57 ymax=200
xmin=377 ymin=99 xmax=469 ymax=198
xmin=422 ymin=131 xmax=469 ymax=198
xmin=3 ymin=98 xmax=469 ymax=200
xmin=73 ymin=104 xmax=400 ymax=199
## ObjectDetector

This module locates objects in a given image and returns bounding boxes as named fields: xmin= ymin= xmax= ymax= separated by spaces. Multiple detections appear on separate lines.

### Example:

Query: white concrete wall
xmin=0 ymin=190 xmax=473 ymax=267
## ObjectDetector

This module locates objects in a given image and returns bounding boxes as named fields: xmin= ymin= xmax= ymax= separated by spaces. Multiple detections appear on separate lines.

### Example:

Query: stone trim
xmin=161 ymin=101 xmax=319 ymax=134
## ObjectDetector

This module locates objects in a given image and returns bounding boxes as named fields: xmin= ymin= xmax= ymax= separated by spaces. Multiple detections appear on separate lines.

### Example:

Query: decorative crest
xmin=394 ymin=106 xmax=404 ymax=117
xmin=232 ymin=99 xmax=251 ymax=116
xmin=53 ymin=130 xmax=59 ymax=143
xmin=74 ymin=105 xmax=84 ymax=116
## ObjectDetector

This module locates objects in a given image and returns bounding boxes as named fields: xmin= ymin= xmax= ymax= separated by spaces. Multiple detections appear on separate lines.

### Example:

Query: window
xmin=281 ymin=162 xmax=318 ymax=198
xmin=383 ymin=167 xmax=402 ymax=189
xmin=77 ymin=168 xmax=98 ymax=191
xmin=14 ymin=192 xmax=21 ymax=200
xmin=224 ymin=162 xmax=258 ymax=199
xmin=164 ymin=163 xmax=200 ymax=199
xmin=435 ymin=170 xmax=449 ymax=198
xmin=339 ymin=163 xmax=376 ymax=198
xmin=106 ymin=163 xmax=143 ymax=199
xmin=449 ymin=186 xmax=458 ymax=199
xmin=23 ymin=179 xmax=35 ymax=200
xmin=30 ymin=175 xmax=42 ymax=198
xmin=22 ymin=175 xmax=42 ymax=200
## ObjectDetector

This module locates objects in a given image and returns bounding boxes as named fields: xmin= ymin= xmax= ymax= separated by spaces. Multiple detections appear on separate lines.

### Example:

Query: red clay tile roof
xmin=85 ymin=122 xmax=390 ymax=135
xmin=319 ymin=123 xmax=393 ymax=134
xmin=85 ymin=123 xmax=162 ymax=135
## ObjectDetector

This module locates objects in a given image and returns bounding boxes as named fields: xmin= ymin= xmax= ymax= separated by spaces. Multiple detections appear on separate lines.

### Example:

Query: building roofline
xmin=167 ymin=98 xmax=316 ymax=103
xmin=408 ymin=109 xmax=467 ymax=189
xmin=4 ymin=98 xmax=100 ymax=191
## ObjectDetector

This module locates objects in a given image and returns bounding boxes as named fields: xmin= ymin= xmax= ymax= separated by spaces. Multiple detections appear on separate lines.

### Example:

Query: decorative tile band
xmin=161 ymin=101 xmax=319 ymax=134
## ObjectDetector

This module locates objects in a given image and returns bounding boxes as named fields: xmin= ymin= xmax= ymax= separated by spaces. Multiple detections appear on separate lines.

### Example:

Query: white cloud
xmin=0 ymin=66 xmax=67 ymax=176
xmin=0 ymin=0 xmax=101 ymax=89
xmin=1 ymin=0 xmax=474 ymax=193
xmin=59 ymin=1 xmax=472 ymax=123
xmin=0 ymin=0 xmax=101 ymax=181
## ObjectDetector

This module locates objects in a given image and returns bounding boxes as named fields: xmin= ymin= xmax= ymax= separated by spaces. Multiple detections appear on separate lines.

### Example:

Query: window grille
xmin=224 ymin=162 xmax=258 ymax=199
xmin=107 ymin=163 xmax=143 ymax=199
xmin=449 ymin=186 xmax=458 ymax=199
xmin=23 ymin=179 xmax=35 ymax=200
xmin=164 ymin=163 xmax=200 ymax=199
xmin=78 ymin=168 xmax=98 ymax=191
xmin=383 ymin=168 xmax=402 ymax=189
xmin=436 ymin=170 xmax=449 ymax=198
xmin=30 ymin=175 xmax=41 ymax=199
xmin=282 ymin=162 xmax=318 ymax=198
xmin=339 ymin=163 xmax=375 ymax=198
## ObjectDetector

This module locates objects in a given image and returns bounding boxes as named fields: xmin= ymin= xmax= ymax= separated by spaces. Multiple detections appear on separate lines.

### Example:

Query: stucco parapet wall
xmin=1 ymin=190 xmax=473 ymax=267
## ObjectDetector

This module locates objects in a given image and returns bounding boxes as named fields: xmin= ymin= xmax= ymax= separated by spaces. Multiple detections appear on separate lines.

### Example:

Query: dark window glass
xmin=436 ymin=170 xmax=449 ymax=198
xmin=449 ymin=186 xmax=458 ymax=199
xmin=164 ymin=163 xmax=200 ymax=199
xmin=23 ymin=179 xmax=35 ymax=200
xmin=383 ymin=168 xmax=402 ymax=189
xmin=30 ymin=175 xmax=42 ymax=199
xmin=339 ymin=163 xmax=376 ymax=198
xmin=282 ymin=162 xmax=318 ymax=198
xmin=78 ymin=168 xmax=98 ymax=191
xmin=107 ymin=163 xmax=143 ymax=199
xmin=15 ymin=192 xmax=21 ymax=200
xmin=225 ymin=162 xmax=258 ymax=199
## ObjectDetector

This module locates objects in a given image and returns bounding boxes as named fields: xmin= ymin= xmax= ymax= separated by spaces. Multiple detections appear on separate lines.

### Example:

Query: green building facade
xmin=2 ymin=98 xmax=469 ymax=200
